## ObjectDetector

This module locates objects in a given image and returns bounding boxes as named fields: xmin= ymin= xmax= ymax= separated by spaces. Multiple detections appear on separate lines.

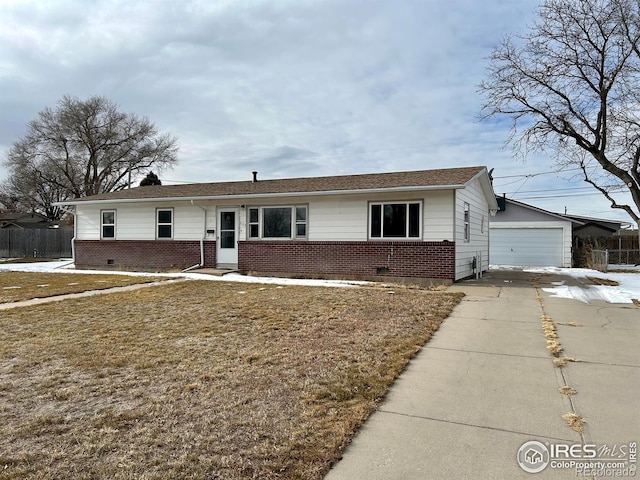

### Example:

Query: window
xmin=295 ymin=206 xmax=307 ymax=237
xmin=263 ymin=207 xmax=292 ymax=238
xmin=247 ymin=206 xmax=307 ymax=239
xmin=101 ymin=210 xmax=116 ymax=239
xmin=370 ymin=202 xmax=421 ymax=239
xmin=157 ymin=208 xmax=173 ymax=239
xmin=248 ymin=208 xmax=259 ymax=238
xmin=464 ymin=203 xmax=470 ymax=242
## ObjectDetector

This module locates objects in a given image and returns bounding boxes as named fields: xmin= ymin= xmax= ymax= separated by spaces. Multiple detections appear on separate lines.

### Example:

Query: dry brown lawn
xmin=0 ymin=280 xmax=462 ymax=480
xmin=586 ymin=276 xmax=620 ymax=286
xmin=0 ymin=272 xmax=165 ymax=303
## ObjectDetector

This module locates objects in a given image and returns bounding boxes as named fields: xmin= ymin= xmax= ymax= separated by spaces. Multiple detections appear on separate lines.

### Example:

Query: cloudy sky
xmin=0 ymin=0 xmax=635 ymax=223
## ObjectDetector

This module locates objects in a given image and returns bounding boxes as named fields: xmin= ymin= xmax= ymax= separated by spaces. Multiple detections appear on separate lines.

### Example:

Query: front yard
xmin=0 ymin=277 xmax=462 ymax=479
xmin=0 ymin=271 xmax=166 ymax=303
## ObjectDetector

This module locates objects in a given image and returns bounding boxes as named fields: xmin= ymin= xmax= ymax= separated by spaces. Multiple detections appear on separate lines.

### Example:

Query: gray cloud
xmin=0 ymin=0 xmax=632 ymax=219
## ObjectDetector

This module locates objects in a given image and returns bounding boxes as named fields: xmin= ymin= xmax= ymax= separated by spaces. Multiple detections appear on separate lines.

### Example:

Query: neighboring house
xmin=0 ymin=211 xmax=73 ymax=258
xmin=490 ymin=197 xmax=582 ymax=268
xmin=562 ymin=214 xmax=635 ymax=266
xmin=56 ymin=166 xmax=498 ymax=282
xmin=561 ymin=214 xmax=627 ymax=240
xmin=0 ymin=211 xmax=52 ymax=229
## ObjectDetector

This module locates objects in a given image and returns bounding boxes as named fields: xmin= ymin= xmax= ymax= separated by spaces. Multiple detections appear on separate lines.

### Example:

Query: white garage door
xmin=490 ymin=228 xmax=564 ymax=267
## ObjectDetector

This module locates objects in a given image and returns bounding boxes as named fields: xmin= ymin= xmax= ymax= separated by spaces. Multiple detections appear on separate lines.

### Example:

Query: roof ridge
xmin=58 ymin=165 xmax=488 ymax=204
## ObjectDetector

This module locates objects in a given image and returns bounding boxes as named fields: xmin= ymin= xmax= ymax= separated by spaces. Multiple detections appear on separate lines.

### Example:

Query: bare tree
xmin=480 ymin=0 xmax=640 ymax=228
xmin=0 ymin=162 xmax=70 ymax=220
xmin=4 ymin=95 xmax=178 ymax=213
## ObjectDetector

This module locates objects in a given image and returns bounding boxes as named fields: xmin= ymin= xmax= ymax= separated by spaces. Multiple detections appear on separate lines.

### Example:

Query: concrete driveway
xmin=325 ymin=269 xmax=639 ymax=479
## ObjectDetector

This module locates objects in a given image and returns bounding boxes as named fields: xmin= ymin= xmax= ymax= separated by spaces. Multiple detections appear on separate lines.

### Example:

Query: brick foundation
xmin=238 ymin=241 xmax=455 ymax=280
xmin=74 ymin=240 xmax=216 ymax=271
xmin=75 ymin=239 xmax=455 ymax=279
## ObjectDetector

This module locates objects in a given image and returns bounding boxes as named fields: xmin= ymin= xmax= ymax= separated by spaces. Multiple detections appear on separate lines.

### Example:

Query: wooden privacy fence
xmin=0 ymin=229 xmax=73 ymax=258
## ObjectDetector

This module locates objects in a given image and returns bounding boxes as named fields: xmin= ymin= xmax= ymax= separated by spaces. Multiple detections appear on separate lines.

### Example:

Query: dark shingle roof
xmin=66 ymin=166 xmax=487 ymax=203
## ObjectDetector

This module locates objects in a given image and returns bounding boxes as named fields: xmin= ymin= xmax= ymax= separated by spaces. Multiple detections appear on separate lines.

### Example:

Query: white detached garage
xmin=490 ymin=197 xmax=582 ymax=268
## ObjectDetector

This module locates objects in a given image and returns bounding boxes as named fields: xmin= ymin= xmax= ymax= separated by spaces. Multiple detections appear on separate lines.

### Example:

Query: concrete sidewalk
xmin=325 ymin=270 xmax=639 ymax=479
xmin=534 ymin=272 xmax=639 ymax=453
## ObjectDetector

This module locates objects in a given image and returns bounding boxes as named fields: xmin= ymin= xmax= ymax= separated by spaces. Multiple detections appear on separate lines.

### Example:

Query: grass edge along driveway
xmin=0 ymin=280 xmax=463 ymax=480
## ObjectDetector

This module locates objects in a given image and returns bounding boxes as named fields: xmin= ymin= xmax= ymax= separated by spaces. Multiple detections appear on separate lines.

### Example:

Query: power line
xmin=492 ymin=167 xmax=585 ymax=179
xmin=499 ymin=185 xmax=625 ymax=195
xmin=516 ymin=190 xmax=629 ymax=200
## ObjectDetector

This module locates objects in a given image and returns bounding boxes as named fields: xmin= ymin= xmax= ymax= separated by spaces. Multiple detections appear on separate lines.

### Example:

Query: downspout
xmin=186 ymin=200 xmax=207 ymax=271
xmin=56 ymin=205 xmax=76 ymax=267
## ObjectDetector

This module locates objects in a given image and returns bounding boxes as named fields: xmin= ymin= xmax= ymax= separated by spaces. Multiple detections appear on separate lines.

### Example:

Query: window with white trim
xmin=247 ymin=206 xmax=308 ymax=239
xmin=370 ymin=202 xmax=421 ymax=239
xmin=464 ymin=203 xmax=470 ymax=242
xmin=101 ymin=210 xmax=116 ymax=239
xmin=248 ymin=207 xmax=259 ymax=238
xmin=157 ymin=208 xmax=173 ymax=239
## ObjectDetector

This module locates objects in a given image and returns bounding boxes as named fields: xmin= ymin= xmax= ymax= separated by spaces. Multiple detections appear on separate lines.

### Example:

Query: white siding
xmin=423 ymin=190 xmax=454 ymax=241
xmin=309 ymin=195 xmax=367 ymax=241
xmin=455 ymin=178 xmax=491 ymax=280
xmin=75 ymin=201 xmax=205 ymax=240
xmin=75 ymin=190 xmax=457 ymax=243
xmin=205 ymin=191 xmax=454 ymax=242
xmin=76 ymin=205 xmax=101 ymax=240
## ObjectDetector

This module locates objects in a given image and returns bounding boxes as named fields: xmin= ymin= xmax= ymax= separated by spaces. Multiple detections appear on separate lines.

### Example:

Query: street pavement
xmin=325 ymin=270 xmax=639 ymax=479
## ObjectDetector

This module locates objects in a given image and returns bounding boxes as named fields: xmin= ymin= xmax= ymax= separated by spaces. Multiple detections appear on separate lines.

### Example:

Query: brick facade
xmin=75 ymin=239 xmax=455 ymax=280
xmin=238 ymin=241 xmax=455 ymax=280
xmin=74 ymin=240 xmax=216 ymax=271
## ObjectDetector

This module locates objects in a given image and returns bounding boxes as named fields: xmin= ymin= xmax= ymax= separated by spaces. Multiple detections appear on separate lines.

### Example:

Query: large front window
xmin=248 ymin=206 xmax=308 ymax=239
xmin=370 ymin=202 xmax=421 ymax=239
xmin=263 ymin=207 xmax=292 ymax=238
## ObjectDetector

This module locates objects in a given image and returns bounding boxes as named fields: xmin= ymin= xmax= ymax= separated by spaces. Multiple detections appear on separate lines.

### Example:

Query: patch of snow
xmin=0 ymin=259 xmax=373 ymax=289
xmin=609 ymin=264 xmax=640 ymax=271
xmin=524 ymin=266 xmax=640 ymax=304
xmin=0 ymin=259 xmax=74 ymax=272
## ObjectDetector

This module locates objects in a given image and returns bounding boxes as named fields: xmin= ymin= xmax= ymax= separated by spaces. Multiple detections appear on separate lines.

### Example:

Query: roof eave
xmin=54 ymin=184 xmax=469 ymax=206
xmin=467 ymin=168 xmax=499 ymax=210
xmin=503 ymin=198 xmax=585 ymax=225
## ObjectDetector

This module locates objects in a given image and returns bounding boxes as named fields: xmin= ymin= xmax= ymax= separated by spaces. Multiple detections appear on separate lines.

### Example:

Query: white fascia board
xmin=54 ymin=184 xmax=466 ymax=206
xmin=466 ymin=168 xmax=499 ymax=210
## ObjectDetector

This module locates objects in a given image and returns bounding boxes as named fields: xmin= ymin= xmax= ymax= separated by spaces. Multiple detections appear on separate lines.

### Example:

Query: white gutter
xmin=56 ymin=205 xmax=76 ymax=263
xmin=189 ymin=199 xmax=207 ymax=269
xmin=53 ymin=183 xmax=468 ymax=206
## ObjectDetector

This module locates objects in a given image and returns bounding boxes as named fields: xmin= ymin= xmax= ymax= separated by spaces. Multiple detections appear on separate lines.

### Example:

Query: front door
xmin=217 ymin=208 xmax=238 ymax=267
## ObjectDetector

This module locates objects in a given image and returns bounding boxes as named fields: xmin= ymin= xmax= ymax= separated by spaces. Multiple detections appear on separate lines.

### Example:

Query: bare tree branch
xmin=479 ymin=0 xmax=640 ymax=225
xmin=2 ymin=95 xmax=179 ymax=217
